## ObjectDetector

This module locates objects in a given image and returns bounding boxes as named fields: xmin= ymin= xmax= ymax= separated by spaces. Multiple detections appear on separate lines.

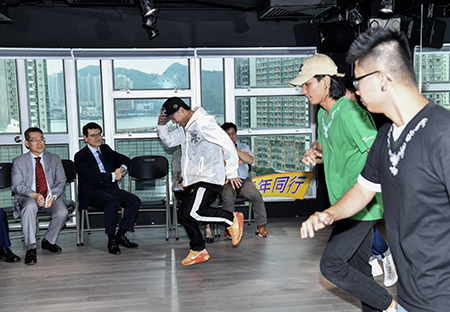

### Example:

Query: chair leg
xmin=80 ymin=210 xmax=85 ymax=245
xmin=76 ymin=210 xmax=81 ymax=246
xmin=173 ymin=200 xmax=179 ymax=240
xmin=165 ymin=202 xmax=170 ymax=241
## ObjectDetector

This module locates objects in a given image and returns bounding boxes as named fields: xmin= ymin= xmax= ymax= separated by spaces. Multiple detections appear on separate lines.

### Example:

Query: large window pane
xmin=236 ymin=96 xmax=309 ymax=129
xmin=115 ymin=98 xmax=190 ymax=133
xmin=415 ymin=53 xmax=450 ymax=83
xmin=422 ymin=92 xmax=450 ymax=110
xmin=113 ymin=59 xmax=189 ymax=90
xmin=0 ymin=59 xmax=20 ymax=133
xmin=77 ymin=60 xmax=103 ymax=133
xmin=201 ymin=58 xmax=224 ymax=123
xmin=238 ymin=134 xmax=311 ymax=175
xmin=27 ymin=59 xmax=67 ymax=133
xmin=235 ymin=57 xmax=307 ymax=88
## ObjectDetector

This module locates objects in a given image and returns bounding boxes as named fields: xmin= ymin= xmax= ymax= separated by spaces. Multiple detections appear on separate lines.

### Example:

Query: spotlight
xmin=139 ymin=0 xmax=158 ymax=17
xmin=348 ymin=7 xmax=364 ymax=27
xmin=380 ymin=0 xmax=395 ymax=14
xmin=142 ymin=14 xmax=159 ymax=39
xmin=139 ymin=0 xmax=159 ymax=40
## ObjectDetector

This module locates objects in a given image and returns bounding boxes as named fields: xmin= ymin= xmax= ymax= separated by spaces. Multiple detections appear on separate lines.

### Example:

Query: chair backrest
xmin=129 ymin=156 xmax=169 ymax=180
xmin=61 ymin=159 xmax=76 ymax=183
xmin=0 ymin=163 xmax=12 ymax=190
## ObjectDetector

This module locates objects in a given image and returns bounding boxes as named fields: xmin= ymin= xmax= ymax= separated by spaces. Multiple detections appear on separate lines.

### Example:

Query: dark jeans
xmin=320 ymin=219 xmax=393 ymax=312
xmin=372 ymin=227 xmax=389 ymax=259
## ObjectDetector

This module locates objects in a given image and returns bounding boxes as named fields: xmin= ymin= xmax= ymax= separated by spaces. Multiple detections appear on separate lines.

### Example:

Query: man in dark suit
xmin=74 ymin=122 xmax=140 ymax=255
xmin=11 ymin=127 xmax=69 ymax=265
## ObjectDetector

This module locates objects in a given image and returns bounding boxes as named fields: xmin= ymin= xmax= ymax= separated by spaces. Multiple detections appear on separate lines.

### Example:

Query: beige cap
xmin=288 ymin=53 xmax=345 ymax=87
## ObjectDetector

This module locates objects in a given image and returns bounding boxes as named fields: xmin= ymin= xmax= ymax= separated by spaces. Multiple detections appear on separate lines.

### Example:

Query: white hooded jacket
xmin=157 ymin=107 xmax=239 ymax=187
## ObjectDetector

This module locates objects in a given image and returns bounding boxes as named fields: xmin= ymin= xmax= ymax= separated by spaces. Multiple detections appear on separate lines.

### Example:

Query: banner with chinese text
xmin=252 ymin=172 xmax=314 ymax=200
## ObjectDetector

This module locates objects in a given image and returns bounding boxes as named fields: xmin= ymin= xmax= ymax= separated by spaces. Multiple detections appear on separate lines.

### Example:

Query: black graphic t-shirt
xmin=361 ymin=101 xmax=450 ymax=312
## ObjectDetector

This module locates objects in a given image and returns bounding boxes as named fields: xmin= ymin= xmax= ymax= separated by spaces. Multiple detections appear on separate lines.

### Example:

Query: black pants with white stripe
xmin=178 ymin=182 xmax=234 ymax=251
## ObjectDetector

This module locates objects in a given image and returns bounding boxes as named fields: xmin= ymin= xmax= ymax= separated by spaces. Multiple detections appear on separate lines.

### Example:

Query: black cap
xmin=161 ymin=97 xmax=190 ymax=124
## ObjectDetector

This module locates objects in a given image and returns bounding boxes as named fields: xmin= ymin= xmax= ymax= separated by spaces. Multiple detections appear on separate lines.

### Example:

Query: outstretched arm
xmin=300 ymin=181 xmax=376 ymax=238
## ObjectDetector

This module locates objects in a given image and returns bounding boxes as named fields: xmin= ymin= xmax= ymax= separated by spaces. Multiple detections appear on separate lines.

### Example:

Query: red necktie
xmin=35 ymin=157 xmax=48 ymax=197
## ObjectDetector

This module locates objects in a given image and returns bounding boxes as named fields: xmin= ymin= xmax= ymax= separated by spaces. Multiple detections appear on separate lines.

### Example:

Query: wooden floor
xmin=0 ymin=218 xmax=396 ymax=312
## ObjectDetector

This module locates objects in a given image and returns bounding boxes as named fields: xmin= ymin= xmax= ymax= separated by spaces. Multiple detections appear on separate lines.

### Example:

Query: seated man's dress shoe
xmin=0 ymin=247 xmax=21 ymax=262
xmin=108 ymin=239 xmax=121 ymax=255
xmin=116 ymin=235 xmax=139 ymax=248
xmin=41 ymin=238 xmax=62 ymax=252
xmin=25 ymin=248 xmax=37 ymax=265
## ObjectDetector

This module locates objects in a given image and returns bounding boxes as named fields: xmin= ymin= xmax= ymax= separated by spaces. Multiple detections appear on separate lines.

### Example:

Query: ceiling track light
xmin=139 ymin=0 xmax=158 ymax=17
xmin=348 ymin=7 xmax=364 ymax=27
xmin=138 ymin=0 xmax=159 ymax=40
xmin=380 ymin=0 xmax=395 ymax=14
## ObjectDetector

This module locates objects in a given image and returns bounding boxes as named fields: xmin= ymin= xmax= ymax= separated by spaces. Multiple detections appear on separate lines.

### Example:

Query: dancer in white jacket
xmin=157 ymin=97 xmax=244 ymax=266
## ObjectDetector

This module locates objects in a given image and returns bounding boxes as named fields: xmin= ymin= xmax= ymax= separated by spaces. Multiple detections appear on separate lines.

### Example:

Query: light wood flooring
xmin=0 ymin=218 xmax=396 ymax=312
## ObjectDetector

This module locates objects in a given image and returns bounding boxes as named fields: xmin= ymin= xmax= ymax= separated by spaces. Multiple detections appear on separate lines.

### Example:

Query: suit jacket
xmin=74 ymin=144 xmax=131 ymax=211
xmin=11 ymin=151 xmax=68 ymax=219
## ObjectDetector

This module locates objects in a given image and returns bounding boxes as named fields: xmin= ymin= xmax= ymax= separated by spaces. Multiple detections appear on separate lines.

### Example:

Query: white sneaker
xmin=370 ymin=258 xmax=383 ymax=277
xmin=382 ymin=254 xmax=398 ymax=287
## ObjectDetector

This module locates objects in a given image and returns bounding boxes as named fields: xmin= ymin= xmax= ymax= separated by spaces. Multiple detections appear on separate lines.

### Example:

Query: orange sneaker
xmin=223 ymin=228 xmax=232 ymax=240
xmin=257 ymin=225 xmax=268 ymax=237
xmin=181 ymin=249 xmax=210 ymax=266
xmin=227 ymin=212 xmax=244 ymax=247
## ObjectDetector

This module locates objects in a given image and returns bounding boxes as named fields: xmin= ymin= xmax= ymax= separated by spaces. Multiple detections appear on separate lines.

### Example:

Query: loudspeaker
xmin=407 ymin=18 xmax=447 ymax=49
xmin=318 ymin=21 xmax=355 ymax=53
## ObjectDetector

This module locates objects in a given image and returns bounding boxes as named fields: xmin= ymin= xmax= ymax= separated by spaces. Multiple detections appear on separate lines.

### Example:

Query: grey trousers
xmin=18 ymin=197 xmax=68 ymax=247
xmin=220 ymin=177 xmax=267 ymax=226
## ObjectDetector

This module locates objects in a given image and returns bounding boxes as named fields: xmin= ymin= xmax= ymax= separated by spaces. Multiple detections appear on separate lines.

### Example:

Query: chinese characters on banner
xmin=252 ymin=172 xmax=314 ymax=200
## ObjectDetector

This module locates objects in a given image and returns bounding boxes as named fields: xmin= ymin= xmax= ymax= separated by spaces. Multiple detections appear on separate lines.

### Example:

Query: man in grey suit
xmin=11 ymin=127 xmax=69 ymax=265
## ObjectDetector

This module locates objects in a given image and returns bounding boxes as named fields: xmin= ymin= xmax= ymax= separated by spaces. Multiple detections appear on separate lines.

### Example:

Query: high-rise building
xmin=235 ymin=57 xmax=310 ymax=172
xmin=0 ymin=59 xmax=19 ymax=132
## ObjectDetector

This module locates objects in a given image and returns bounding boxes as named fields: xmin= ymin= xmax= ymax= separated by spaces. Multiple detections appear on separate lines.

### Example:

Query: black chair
xmin=0 ymin=163 xmax=20 ymax=238
xmin=128 ymin=155 xmax=171 ymax=240
xmin=61 ymin=159 xmax=79 ymax=245
xmin=78 ymin=179 xmax=126 ymax=246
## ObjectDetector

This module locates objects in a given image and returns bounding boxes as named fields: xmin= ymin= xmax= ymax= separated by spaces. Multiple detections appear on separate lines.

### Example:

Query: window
xmin=77 ymin=60 xmax=103 ymax=133
xmin=415 ymin=46 xmax=450 ymax=110
xmin=236 ymin=96 xmax=309 ymax=129
xmin=114 ymin=98 xmax=190 ymax=133
xmin=27 ymin=59 xmax=67 ymax=133
xmin=113 ymin=59 xmax=189 ymax=90
xmin=0 ymin=59 xmax=20 ymax=133
xmin=201 ymin=58 xmax=224 ymax=124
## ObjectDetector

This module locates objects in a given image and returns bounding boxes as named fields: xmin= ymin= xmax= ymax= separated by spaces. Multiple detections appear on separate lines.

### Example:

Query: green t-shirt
xmin=317 ymin=96 xmax=383 ymax=221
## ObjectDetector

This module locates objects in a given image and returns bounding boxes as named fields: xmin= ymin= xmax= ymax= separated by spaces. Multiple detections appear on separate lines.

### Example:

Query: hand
xmin=300 ymin=211 xmax=335 ymax=239
xmin=158 ymin=108 xmax=168 ymax=125
xmin=114 ymin=168 xmax=125 ymax=181
xmin=302 ymin=141 xmax=323 ymax=166
xmin=44 ymin=197 xmax=54 ymax=208
xmin=31 ymin=193 xmax=45 ymax=207
xmin=225 ymin=177 xmax=242 ymax=190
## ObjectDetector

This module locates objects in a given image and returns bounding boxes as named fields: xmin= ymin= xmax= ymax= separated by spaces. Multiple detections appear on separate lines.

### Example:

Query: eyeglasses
xmin=27 ymin=138 xmax=46 ymax=143
xmin=89 ymin=133 xmax=102 ymax=138
xmin=352 ymin=71 xmax=380 ymax=90
xmin=226 ymin=131 xmax=237 ymax=136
